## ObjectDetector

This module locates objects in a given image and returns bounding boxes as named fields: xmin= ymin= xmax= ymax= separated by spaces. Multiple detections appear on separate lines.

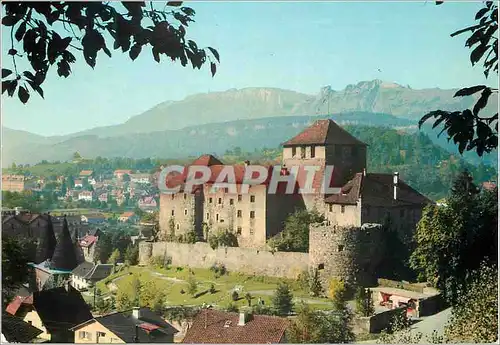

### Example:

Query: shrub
xmin=180 ymin=289 xmax=185 ymax=295
xmin=328 ymin=278 xmax=347 ymax=310
xmin=245 ymin=292 xmax=252 ymax=306
xmin=231 ymin=290 xmax=239 ymax=301
xmin=208 ymin=229 xmax=238 ymax=249
xmin=355 ymin=287 xmax=375 ymax=317
xmin=149 ymin=255 xmax=166 ymax=268
xmin=272 ymin=283 xmax=294 ymax=316
xmin=308 ymin=268 xmax=322 ymax=297
xmin=210 ymin=262 xmax=227 ymax=278
xmin=187 ymin=275 xmax=197 ymax=296
xmin=209 ymin=284 xmax=216 ymax=294
xmin=226 ymin=303 xmax=239 ymax=313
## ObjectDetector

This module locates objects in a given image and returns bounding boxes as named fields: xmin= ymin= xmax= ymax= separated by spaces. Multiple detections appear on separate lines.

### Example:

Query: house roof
xmin=324 ymin=173 xmax=433 ymax=206
xmin=50 ymin=217 xmax=78 ymax=271
xmin=35 ymin=215 xmax=57 ymax=264
xmin=282 ymin=119 xmax=367 ymax=147
xmin=191 ymin=154 xmax=224 ymax=166
xmin=72 ymin=262 xmax=113 ymax=281
xmin=120 ymin=212 xmax=135 ymax=218
xmin=6 ymin=294 xmax=34 ymax=315
xmin=482 ymin=181 xmax=497 ymax=191
xmin=83 ymin=213 xmax=105 ymax=219
xmin=79 ymin=170 xmax=93 ymax=176
xmin=72 ymin=308 xmax=178 ymax=343
xmin=114 ymin=169 xmax=133 ymax=174
xmin=33 ymin=285 xmax=93 ymax=334
xmin=182 ymin=309 xmax=289 ymax=344
xmin=79 ymin=235 xmax=97 ymax=248
xmin=2 ymin=312 xmax=43 ymax=343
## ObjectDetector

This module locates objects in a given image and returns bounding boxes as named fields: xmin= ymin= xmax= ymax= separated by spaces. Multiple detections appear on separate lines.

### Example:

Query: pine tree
xmin=308 ymin=268 xmax=322 ymax=297
xmin=272 ymin=283 xmax=294 ymax=316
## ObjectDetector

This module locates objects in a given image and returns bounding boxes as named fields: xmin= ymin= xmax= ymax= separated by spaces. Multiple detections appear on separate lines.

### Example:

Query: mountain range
xmin=2 ymin=79 xmax=497 ymax=167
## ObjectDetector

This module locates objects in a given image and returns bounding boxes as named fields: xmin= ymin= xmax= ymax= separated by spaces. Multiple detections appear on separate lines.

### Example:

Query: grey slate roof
xmin=72 ymin=308 xmax=178 ymax=343
xmin=2 ymin=312 xmax=44 ymax=343
xmin=72 ymin=262 xmax=113 ymax=281
xmin=35 ymin=215 xmax=57 ymax=264
xmin=50 ymin=217 xmax=78 ymax=271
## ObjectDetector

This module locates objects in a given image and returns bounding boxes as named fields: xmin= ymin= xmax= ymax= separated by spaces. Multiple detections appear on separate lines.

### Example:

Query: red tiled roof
xmin=79 ymin=170 xmax=93 ymax=176
xmin=191 ymin=154 xmax=224 ymax=166
xmin=79 ymin=235 xmax=97 ymax=248
xmin=282 ymin=119 xmax=366 ymax=146
xmin=6 ymin=295 xmax=33 ymax=316
xmin=139 ymin=322 xmax=160 ymax=332
xmin=114 ymin=169 xmax=132 ymax=174
xmin=120 ymin=212 xmax=135 ymax=218
xmin=482 ymin=181 xmax=497 ymax=191
xmin=182 ymin=309 xmax=289 ymax=344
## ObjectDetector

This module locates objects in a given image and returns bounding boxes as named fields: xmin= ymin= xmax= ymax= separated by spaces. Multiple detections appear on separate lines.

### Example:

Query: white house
xmin=71 ymin=262 xmax=114 ymax=291
xmin=78 ymin=191 xmax=93 ymax=201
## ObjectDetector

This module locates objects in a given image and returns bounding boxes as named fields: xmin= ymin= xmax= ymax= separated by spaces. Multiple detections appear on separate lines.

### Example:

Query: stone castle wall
xmin=139 ymin=241 xmax=308 ymax=279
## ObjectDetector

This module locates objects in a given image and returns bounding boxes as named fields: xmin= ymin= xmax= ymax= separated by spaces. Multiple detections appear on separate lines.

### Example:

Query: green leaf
xmin=208 ymin=47 xmax=220 ymax=63
xmin=27 ymin=80 xmax=44 ymax=99
xmin=473 ymin=88 xmax=492 ymax=116
xmin=2 ymin=15 xmax=21 ymax=26
xmin=475 ymin=7 xmax=489 ymax=20
xmin=18 ymin=85 xmax=29 ymax=104
xmin=7 ymin=79 xmax=17 ymax=96
xmin=470 ymin=43 xmax=490 ymax=65
xmin=129 ymin=44 xmax=142 ymax=61
xmin=2 ymin=69 xmax=13 ymax=78
xmin=167 ymin=1 xmax=183 ymax=7
xmin=454 ymin=85 xmax=487 ymax=97
xmin=15 ymin=21 xmax=26 ymax=41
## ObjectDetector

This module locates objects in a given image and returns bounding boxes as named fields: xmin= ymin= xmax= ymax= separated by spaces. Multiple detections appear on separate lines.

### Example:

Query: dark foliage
xmin=420 ymin=2 xmax=498 ymax=156
xmin=1 ymin=2 xmax=219 ymax=103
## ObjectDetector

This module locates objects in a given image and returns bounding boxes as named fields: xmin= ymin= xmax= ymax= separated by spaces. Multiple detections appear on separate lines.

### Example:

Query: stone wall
xmin=353 ymin=307 xmax=406 ymax=334
xmin=139 ymin=241 xmax=308 ymax=279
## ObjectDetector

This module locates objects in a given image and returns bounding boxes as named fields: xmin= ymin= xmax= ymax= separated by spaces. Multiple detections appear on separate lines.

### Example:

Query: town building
xmin=118 ymin=211 xmax=138 ymax=223
xmin=159 ymin=119 xmax=431 ymax=249
xmin=70 ymin=262 xmax=113 ymax=291
xmin=78 ymin=190 xmax=93 ymax=201
xmin=81 ymin=213 xmax=106 ymax=224
xmin=6 ymin=284 xmax=92 ymax=342
xmin=74 ymin=179 xmax=84 ymax=188
xmin=130 ymin=173 xmax=151 ymax=184
xmin=114 ymin=169 xmax=133 ymax=180
xmin=138 ymin=196 xmax=158 ymax=211
xmin=98 ymin=192 xmax=108 ymax=203
xmin=2 ymin=312 xmax=44 ymax=343
xmin=2 ymin=174 xmax=25 ymax=192
xmin=182 ymin=309 xmax=289 ymax=343
xmin=79 ymin=170 xmax=94 ymax=178
xmin=71 ymin=307 xmax=178 ymax=343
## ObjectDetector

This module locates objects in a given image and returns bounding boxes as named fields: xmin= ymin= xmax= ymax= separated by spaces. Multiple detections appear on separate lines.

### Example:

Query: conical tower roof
xmin=50 ymin=216 xmax=78 ymax=271
xmin=35 ymin=214 xmax=57 ymax=264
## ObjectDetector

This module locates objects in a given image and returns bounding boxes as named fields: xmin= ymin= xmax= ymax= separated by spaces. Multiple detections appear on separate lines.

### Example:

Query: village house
xmin=114 ymin=169 xmax=133 ymax=180
xmin=118 ymin=211 xmax=138 ymax=223
xmin=78 ymin=231 xmax=100 ymax=262
xmin=74 ymin=179 xmax=84 ymax=188
xmin=98 ymin=192 xmax=108 ymax=203
xmin=6 ymin=284 xmax=93 ymax=342
xmin=2 ymin=311 xmax=44 ymax=343
xmin=130 ymin=173 xmax=151 ymax=184
xmin=2 ymin=174 xmax=25 ymax=192
xmin=88 ymin=177 xmax=97 ymax=185
xmin=159 ymin=119 xmax=431 ymax=249
xmin=71 ymin=307 xmax=178 ymax=343
xmin=182 ymin=309 xmax=289 ymax=343
xmin=2 ymin=211 xmax=49 ymax=240
xmin=78 ymin=190 xmax=93 ymax=201
xmin=116 ymin=194 xmax=126 ymax=206
xmin=70 ymin=261 xmax=113 ymax=291
xmin=138 ymin=196 xmax=158 ymax=211
xmin=482 ymin=181 xmax=497 ymax=191
xmin=79 ymin=170 xmax=94 ymax=178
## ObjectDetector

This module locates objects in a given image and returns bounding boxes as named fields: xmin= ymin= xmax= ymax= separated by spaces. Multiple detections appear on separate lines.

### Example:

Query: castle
xmin=159 ymin=119 xmax=431 ymax=249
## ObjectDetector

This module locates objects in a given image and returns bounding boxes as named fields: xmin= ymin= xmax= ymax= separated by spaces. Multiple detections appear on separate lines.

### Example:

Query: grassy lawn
xmin=97 ymin=265 xmax=333 ymax=310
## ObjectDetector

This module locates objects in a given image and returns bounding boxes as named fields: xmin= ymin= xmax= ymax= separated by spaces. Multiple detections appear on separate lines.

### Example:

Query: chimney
xmin=132 ymin=307 xmax=141 ymax=320
xmin=363 ymin=168 xmax=366 ymax=177
xmin=393 ymin=172 xmax=399 ymax=200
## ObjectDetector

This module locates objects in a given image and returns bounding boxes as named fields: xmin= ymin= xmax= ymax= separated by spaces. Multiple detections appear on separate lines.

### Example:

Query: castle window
xmin=230 ymin=199 xmax=234 ymax=205
xmin=216 ymin=214 xmax=219 ymax=222
xmin=311 ymin=146 xmax=316 ymax=158
xmin=338 ymin=245 xmax=344 ymax=252
xmin=237 ymin=227 xmax=242 ymax=234
xmin=250 ymin=211 xmax=255 ymax=219
xmin=184 ymin=209 xmax=188 ymax=216
xmin=400 ymin=209 xmax=405 ymax=217
xmin=237 ymin=210 xmax=242 ymax=218
xmin=238 ymin=194 xmax=242 ymax=202
xmin=220 ymin=219 xmax=224 ymax=223
xmin=341 ymin=205 xmax=345 ymax=213
xmin=218 ymin=198 xmax=222 ymax=205
xmin=250 ymin=228 xmax=254 ymax=235
xmin=209 ymin=197 xmax=213 ymax=203
xmin=171 ymin=210 xmax=175 ymax=216
xmin=318 ymin=263 xmax=324 ymax=270
xmin=300 ymin=146 xmax=306 ymax=158
xmin=206 ymin=213 xmax=210 ymax=220
xmin=176 ymin=223 xmax=180 ymax=230
xmin=292 ymin=147 xmax=296 ymax=157
xmin=329 ymin=204 xmax=333 ymax=212
xmin=184 ymin=193 xmax=187 ymax=200
xmin=171 ymin=194 xmax=175 ymax=200
xmin=250 ymin=195 xmax=255 ymax=203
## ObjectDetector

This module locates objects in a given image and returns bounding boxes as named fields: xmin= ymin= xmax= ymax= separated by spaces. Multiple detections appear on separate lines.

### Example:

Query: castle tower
xmin=50 ymin=217 xmax=78 ymax=271
xmin=35 ymin=214 xmax=57 ymax=264
xmin=281 ymin=119 xmax=367 ymax=188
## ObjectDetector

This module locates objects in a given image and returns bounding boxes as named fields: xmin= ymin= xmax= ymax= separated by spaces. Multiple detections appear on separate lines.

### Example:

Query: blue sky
xmin=1 ymin=1 xmax=492 ymax=136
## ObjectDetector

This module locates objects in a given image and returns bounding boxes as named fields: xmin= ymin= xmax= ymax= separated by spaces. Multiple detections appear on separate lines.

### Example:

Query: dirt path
xmin=248 ymin=289 xmax=332 ymax=305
